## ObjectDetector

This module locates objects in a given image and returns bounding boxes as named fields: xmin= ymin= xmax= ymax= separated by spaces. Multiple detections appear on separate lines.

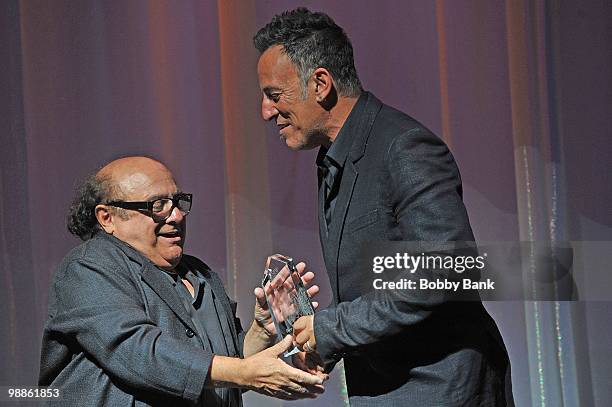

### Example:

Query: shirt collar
xmin=160 ymin=262 xmax=197 ymax=282
xmin=316 ymin=91 xmax=368 ymax=169
xmin=160 ymin=266 xmax=180 ymax=282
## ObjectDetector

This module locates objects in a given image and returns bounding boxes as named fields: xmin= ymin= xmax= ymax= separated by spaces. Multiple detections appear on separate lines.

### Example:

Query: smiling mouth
xmin=277 ymin=123 xmax=290 ymax=131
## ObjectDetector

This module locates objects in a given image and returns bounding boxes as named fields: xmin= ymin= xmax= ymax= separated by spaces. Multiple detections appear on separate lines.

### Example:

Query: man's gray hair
xmin=254 ymin=7 xmax=362 ymax=98
xmin=67 ymin=174 xmax=125 ymax=241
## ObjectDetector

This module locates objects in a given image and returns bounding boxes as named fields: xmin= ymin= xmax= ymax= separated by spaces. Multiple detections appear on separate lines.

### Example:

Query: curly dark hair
xmin=67 ymin=174 xmax=119 ymax=241
xmin=253 ymin=7 xmax=362 ymax=97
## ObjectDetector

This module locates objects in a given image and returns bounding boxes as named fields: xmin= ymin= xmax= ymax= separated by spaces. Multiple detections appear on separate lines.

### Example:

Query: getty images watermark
xmin=371 ymin=251 xmax=493 ymax=292
xmin=356 ymin=241 xmax=612 ymax=301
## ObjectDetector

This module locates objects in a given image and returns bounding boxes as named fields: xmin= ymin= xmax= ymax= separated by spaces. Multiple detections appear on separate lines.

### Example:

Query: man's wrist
xmin=233 ymin=358 xmax=249 ymax=387
xmin=209 ymin=356 xmax=250 ymax=388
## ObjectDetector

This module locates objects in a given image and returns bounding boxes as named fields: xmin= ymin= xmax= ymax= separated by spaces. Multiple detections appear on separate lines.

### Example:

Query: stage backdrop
xmin=1 ymin=1 xmax=611 ymax=406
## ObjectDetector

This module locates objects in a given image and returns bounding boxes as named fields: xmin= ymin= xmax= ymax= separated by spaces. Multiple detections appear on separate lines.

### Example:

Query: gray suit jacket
xmin=39 ymin=233 xmax=244 ymax=406
xmin=313 ymin=92 xmax=513 ymax=406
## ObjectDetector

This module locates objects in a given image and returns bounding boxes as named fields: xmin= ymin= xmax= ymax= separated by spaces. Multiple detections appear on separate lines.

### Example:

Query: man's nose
xmin=261 ymin=95 xmax=278 ymax=121
xmin=166 ymin=206 xmax=185 ymax=223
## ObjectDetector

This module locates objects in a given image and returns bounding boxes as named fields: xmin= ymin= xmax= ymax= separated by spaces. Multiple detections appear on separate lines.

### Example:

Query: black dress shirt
xmin=162 ymin=265 xmax=241 ymax=407
xmin=316 ymin=98 xmax=365 ymax=232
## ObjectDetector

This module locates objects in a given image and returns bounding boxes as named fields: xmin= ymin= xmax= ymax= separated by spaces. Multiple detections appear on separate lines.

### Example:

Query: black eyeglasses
xmin=106 ymin=193 xmax=192 ymax=221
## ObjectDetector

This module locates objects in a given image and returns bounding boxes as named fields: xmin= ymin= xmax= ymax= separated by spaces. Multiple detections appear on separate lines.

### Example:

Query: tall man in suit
xmin=254 ymin=8 xmax=514 ymax=406
xmin=39 ymin=156 xmax=325 ymax=406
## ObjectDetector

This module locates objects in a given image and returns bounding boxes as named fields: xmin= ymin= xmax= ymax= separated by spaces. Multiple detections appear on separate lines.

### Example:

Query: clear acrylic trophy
xmin=262 ymin=254 xmax=315 ymax=356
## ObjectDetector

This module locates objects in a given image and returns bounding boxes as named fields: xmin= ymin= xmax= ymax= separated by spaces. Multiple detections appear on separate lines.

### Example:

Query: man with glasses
xmin=39 ymin=156 xmax=325 ymax=406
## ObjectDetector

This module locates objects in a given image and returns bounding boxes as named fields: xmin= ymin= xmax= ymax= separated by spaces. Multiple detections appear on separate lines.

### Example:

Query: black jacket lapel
xmin=318 ymin=167 xmax=340 ymax=300
xmin=327 ymin=161 xmax=358 ymax=301
xmin=321 ymin=92 xmax=383 ymax=302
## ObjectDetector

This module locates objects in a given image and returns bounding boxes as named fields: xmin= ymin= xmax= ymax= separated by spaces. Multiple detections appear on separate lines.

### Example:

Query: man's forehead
xmin=258 ymin=46 xmax=295 ymax=77
xmin=98 ymin=157 xmax=177 ymax=199
xmin=118 ymin=172 xmax=153 ymax=193
xmin=257 ymin=45 xmax=298 ymax=87
xmin=117 ymin=171 xmax=177 ymax=199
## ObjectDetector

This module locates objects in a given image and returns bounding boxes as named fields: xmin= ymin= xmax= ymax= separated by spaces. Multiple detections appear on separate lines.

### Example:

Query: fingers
xmin=284 ymin=363 xmax=324 ymax=386
xmin=271 ymin=391 xmax=316 ymax=401
xmin=295 ymin=262 xmax=307 ymax=275
xmin=302 ymin=383 xmax=326 ymax=395
xmin=269 ymin=334 xmax=294 ymax=356
xmin=306 ymin=284 xmax=319 ymax=297
xmin=298 ymin=266 xmax=320 ymax=308
xmin=293 ymin=316 xmax=307 ymax=332
xmin=292 ymin=320 xmax=307 ymax=347
xmin=264 ymin=356 xmax=325 ymax=399
xmin=260 ymin=384 xmax=320 ymax=401
xmin=313 ymin=371 xmax=329 ymax=382
xmin=291 ymin=351 xmax=314 ymax=372
xmin=254 ymin=286 xmax=265 ymax=300
xmin=253 ymin=286 xmax=268 ymax=308
xmin=292 ymin=316 xmax=315 ymax=351
xmin=252 ymin=339 xmax=326 ymax=400
xmin=292 ymin=352 xmax=329 ymax=380
xmin=294 ymin=330 xmax=311 ymax=348
xmin=300 ymin=270 xmax=315 ymax=284
xmin=271 ymin=384 xmax=323 ymax=400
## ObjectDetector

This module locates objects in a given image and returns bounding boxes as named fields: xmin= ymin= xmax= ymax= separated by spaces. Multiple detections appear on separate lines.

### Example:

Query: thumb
xmin=268 ymin=334 xmax=294 ymax=356
xmin=253 ymin=287 xmax=267 ymax=307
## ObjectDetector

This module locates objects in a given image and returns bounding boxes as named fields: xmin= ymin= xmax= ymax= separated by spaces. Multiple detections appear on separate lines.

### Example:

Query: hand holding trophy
xmin=260 ymin=254 xmax=316 ymax=357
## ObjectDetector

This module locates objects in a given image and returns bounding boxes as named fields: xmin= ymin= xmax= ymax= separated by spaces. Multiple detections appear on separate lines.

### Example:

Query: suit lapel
xmin=96 ymin=233 xmax=199 ymax=334
xmin=140 ymin=263 xmax=198 ymax=334
xmin=327 ymin=160 xmax=358 ymax=300
xmin=318 ymin=167 xmax=340 ymax=300
xmin=318 ymin=170 xmax=327 ymax=239
xmin=321 ymin=93 xmax=384 ymax=301
xmin=348 ymin=92 xmax=383 ymax=160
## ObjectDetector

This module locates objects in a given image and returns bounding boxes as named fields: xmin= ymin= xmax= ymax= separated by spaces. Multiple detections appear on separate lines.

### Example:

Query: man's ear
xmin=95 ymin=204 xmax=115 ymax=234
xmin=312 ymin=67 xmax=333 ymax=102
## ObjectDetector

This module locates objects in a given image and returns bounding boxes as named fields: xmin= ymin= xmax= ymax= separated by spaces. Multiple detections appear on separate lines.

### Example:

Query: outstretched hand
xmin=241 ymin=335 xmax=325 ymax=400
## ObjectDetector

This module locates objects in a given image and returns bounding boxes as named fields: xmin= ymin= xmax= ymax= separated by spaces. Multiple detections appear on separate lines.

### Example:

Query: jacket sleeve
xmin=314 ymin=127 xmax=476 ymax=362
xmin=48 ymin=258 xmax=211 ymax=404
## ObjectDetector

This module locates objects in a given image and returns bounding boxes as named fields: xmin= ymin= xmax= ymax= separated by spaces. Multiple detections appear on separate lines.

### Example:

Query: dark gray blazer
xmin=39 ymin=233 xmax=244 ymax=406
xmin=313 ymin=92 xmax=513 ymax=406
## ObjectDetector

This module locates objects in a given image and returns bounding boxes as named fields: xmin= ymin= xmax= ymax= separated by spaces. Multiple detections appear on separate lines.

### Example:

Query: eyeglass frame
xmin=105 ymin=193 xmax=193 ymax=221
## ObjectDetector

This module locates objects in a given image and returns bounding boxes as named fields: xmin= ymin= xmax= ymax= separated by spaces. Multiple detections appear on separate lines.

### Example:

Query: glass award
xmin=262 ymin=254 xmax=315 ymax=356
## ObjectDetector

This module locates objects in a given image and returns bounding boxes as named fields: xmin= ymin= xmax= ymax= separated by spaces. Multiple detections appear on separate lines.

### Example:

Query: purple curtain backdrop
xmin=2 ymin=1 xmax=611 ymax=406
